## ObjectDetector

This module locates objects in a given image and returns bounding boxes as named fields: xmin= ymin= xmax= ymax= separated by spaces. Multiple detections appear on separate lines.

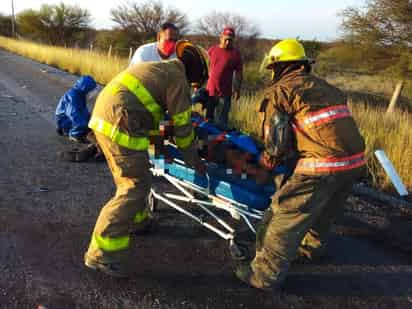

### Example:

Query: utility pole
xmin=11 ymin=0 xmax=16 ymax=37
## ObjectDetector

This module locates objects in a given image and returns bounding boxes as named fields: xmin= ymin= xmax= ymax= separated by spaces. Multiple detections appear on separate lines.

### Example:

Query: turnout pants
xmin=251 ymin=168 xmax=363 ymax=287
xmin=85 ymin=132 xmax=152 ymax=265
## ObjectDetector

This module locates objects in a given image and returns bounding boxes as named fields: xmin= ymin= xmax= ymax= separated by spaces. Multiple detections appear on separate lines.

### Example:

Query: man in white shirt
xmin=130 ymin=22 xmax=179 ymax=64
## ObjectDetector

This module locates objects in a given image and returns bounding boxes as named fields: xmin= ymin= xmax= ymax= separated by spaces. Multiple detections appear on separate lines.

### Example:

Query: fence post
xmin=107 ymin=45 xmax=112 ymax=58
xmin=128 ymin=47 xmax=133 ymax=61
xmin=89 ymin=43 xmax=93 ymax=54
xmin=386 ymin=80 xmax=404 ymax=114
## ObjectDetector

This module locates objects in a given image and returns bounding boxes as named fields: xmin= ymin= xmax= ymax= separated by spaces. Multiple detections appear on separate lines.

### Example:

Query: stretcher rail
xmin=149 ymin=155 xmax=279 ymax=260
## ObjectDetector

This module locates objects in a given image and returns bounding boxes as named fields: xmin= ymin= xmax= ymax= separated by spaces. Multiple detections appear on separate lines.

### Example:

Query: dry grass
xmin=230 ymin=91 xmax=264 ymax=136
xmin=326 ymin=73 xmax=398 ymax=97
xmin=1 ymin=36 xmax=410 ymax=192
xmin=349 ymin=100 xmax=411 ymax=192
xmin=325 ymin=73 xmax=412 ymax=111
xmin=0 ymin=36 xmax=127 ymax=85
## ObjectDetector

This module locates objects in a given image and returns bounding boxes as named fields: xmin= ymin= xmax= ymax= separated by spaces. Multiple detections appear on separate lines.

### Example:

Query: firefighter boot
xmin=235 ymin=263 xmax=277 ymax=292
xmin=84 ymin=253 xmax=129 ymax=278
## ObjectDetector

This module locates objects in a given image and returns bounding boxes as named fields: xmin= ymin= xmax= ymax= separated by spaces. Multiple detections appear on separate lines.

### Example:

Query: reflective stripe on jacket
xmin=89 ymin=63 xmax=194 ymax=151
xmin=294 ymin=105 xmax=352 ymax=129
xmin=295 ymin=152 xmax=366 ymax=173
xmin=89 ymin=116 xmax=150 ymax=151
xmin=291 ymin=104 xmax=366 ymax=173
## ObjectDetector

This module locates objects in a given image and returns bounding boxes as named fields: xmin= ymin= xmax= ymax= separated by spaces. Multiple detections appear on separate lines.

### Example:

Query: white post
xmin=374 ymin=150 xmax=408 ymax=197
xmin=107 ymin=45 xmax=112 ymax=58
xmin=128 ymin=47 xmax=133 ymax=61
xmin=11 ymin=0 xmax=16 ymax=38
xmin=386 ymin=81 xmax=404 ymax=114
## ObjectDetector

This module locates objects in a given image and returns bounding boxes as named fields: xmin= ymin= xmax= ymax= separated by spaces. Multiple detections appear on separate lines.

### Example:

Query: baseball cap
xmin=222 ymin=27 xmax=235 ymax=38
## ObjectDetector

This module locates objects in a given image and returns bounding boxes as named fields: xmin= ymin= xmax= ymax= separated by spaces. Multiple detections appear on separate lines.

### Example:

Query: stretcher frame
xmin=150 ymin=158 xmax=267 ymax=259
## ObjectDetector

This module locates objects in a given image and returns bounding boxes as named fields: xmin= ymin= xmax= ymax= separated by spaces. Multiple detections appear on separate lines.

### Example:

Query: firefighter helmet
xmin=261 ymin=39 xmax=307 ymax=70
xmin=176 ymin=40 xmax=209 ymax=87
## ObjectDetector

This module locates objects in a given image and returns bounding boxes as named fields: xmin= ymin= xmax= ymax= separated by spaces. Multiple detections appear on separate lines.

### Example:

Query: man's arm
xmin=166 ymin=78 xmax=205 ymax=173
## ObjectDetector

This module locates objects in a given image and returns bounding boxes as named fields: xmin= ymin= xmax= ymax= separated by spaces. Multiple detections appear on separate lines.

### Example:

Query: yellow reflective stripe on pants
xmin=91 ymin=233 xmax=130 ymax=252
xmin=172 ymin=107 xmax=192 ymax=127
xmin=114 ymin=72 xmax=163 ymax=127
xmin=133 ymin=208 xmax=149 ymax=224
xmin=89 ymin=117 xmax=149 ymax=151
xmin=175 ymin=130 xmax=195 ymax=149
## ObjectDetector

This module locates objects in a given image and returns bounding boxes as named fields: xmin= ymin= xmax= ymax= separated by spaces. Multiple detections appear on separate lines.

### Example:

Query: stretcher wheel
xmin=229 ymin=241 xmax=249 ymax=261
xmin=147 ymin=191 xmax=157 ymax=213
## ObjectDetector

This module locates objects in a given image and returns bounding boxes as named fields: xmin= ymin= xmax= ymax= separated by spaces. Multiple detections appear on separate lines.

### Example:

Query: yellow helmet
xmin=175 ymin=40 xmax=209 ymax=87
xmin=262 ymin=39 xmax=307 ymax=70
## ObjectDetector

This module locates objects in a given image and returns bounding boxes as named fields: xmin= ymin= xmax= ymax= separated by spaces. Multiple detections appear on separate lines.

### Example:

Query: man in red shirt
xmin=206 ymin=27 xmax=243 ymax=129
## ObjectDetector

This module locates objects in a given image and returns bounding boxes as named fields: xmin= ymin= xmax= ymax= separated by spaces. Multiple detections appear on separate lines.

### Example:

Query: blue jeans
xmin=206 ymin=96 xmax=232 ymax=129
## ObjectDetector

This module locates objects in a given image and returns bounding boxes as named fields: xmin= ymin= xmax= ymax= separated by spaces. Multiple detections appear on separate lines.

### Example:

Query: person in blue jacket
xmin=55 ymin=75 xmax=97 ymax=143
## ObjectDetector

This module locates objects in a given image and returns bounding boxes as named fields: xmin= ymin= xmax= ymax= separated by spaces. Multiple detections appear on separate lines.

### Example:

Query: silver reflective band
xmin=303 ymin=106 xmax=351 ymax=126
xmin=295 ymin=152 xmax=366 ymax=173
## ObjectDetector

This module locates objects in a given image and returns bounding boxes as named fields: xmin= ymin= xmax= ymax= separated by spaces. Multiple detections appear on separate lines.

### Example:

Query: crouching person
xmin=235 ymin=39 xmax=366 ymax=291
xmin=55 ymin=75 xmax=97 ymax=143
xmin=84 ymin=40 xmax=208 ymax=277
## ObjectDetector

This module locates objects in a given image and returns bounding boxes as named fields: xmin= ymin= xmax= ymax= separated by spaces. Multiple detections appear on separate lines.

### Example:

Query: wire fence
xmin=87 ymin=44 xmax=134 ymax=60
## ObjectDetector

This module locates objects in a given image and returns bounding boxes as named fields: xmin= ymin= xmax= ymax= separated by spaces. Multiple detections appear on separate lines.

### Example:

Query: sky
xmin=0 ymin=0 xmax=366 ymax=41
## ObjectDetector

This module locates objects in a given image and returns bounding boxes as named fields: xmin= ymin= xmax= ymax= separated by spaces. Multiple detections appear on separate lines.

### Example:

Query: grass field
xmin=0 ymin=36 xmax=127 ymax=85
xmin=1 ymin=36 xmax=410 ymax=192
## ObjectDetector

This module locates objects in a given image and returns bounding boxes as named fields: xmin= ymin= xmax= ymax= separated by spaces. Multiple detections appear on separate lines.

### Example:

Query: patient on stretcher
xmin=151 ymin=112 xmax=283 ymax=186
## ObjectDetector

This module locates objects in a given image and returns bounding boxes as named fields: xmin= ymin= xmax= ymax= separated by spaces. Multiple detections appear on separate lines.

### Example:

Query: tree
xmin=16 ymin=10 xmax=45 ymax=41
xmin=94 ymin=30 xmax=138 ymax=56
xmin=0 ymin=14 xmax=13 ymax=37
xmin=340 ymin=0 xmax=412 ymax=47
xmin=196 ymin=11 xmax=261 ymax=62
xmin=197 ymin=11 xmax=259 ymax=39
xmin=16 ymin=2 xmax=91 ymax=46
xmin=110 ymin=0 xmax=189 ymax=46
xmin=301 ymin=40 xmax=322 ymax=60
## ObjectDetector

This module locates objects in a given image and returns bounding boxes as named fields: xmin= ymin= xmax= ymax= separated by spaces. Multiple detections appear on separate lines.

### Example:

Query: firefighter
xmin=236 ymin=39 xmax=366 ymax=291
xmin=84 ymin=40 xmax=208 ymax=277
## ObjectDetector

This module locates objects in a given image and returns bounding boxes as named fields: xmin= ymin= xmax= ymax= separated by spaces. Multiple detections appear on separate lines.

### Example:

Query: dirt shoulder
xmin=0 ymin=49 xmax=411 ymax=309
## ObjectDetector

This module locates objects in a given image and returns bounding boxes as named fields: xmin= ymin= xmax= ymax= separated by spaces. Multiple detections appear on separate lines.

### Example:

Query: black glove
xmin=258 ymin=151 xmax=277 ymax=170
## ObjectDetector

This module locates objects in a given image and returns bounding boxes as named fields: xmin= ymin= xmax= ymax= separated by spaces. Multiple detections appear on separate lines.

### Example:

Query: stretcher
xmin=149 ymin=134 xmax=288 ymax=259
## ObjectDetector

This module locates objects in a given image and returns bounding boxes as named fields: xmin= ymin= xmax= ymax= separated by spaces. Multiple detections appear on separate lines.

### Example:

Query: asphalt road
xmin=0 ymin=49 xmax=411 ymax=309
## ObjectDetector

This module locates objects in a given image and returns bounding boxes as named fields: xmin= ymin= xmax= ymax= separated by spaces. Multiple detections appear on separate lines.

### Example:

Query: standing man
xmin=206 ymin=27 xmax=243 ymax=129
xmin=130 ymin=22 xmax=179 ymax=64
xmin=84 ymin=41 xmax=209 ymax=278
xmin=236 ymin=39 xmax=366 ymax=291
